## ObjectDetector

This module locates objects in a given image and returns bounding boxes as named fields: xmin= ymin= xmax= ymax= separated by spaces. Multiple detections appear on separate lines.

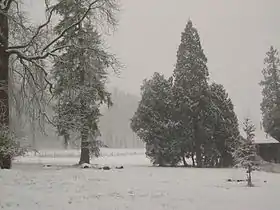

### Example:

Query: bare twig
xmin=8 ymin=4 xmax=58 ymax=50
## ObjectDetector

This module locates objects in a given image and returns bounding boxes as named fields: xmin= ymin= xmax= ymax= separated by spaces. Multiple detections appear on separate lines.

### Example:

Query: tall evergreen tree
xmin=260 ymin=46 xmax=280 ymax=141
xmin=52 ymin=1 xmax=119 ymax=164
xmin=172 ymin=20 xmax=217 ymax=167
xmin=210 ymin=83 xmax=240 ymax=167
xmin=131 ymin=72 xmax=181 ymax=166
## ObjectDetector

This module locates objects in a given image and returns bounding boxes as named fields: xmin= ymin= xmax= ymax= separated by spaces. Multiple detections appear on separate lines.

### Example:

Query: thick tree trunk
xmin=191 ymin=152 xmax=195 ymax=167
xmin=209 ymin=156 xmax=215 ymax=168
xmin=78 ymin=49 xmax=90 ymax=164
xmin=182 ymin=155 xmax=187 ymax=167
xmin=247 ymin=165 xmax=253 ymax=187
xmin=63 ymin=133 xmax=70 ymax=150
xmin=78 ymin=99 xmax=90 ymax=164
xmin=0 ymin=13 xmax=9 ymax=125
xmin=0 ymin=154 xmax=11 ymax=169
xmin=0 ymin=12 xmax=11 ymax=169
xmin=31 ymin=110 xmax=36 ymax=151
xmin=79 ymin=131 xmax=90 ymax=164
xmin=195 ymin=144 xmax=202 ymax=167
xmin=194 ymin=122 xmax=203 ymax=168
xmin=181 ymin=151 xmax=188 ymax=167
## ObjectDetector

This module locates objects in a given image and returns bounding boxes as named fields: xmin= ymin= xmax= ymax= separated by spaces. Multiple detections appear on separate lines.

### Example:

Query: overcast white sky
xmin=27 ymin=0 xmax=280 ymax=128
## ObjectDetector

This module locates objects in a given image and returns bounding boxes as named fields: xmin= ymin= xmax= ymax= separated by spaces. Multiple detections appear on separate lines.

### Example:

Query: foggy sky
xmin=28 ymin=0 xmax=280 ymax=129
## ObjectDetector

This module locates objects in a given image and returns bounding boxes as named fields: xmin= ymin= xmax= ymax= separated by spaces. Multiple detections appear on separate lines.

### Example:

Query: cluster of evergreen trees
xmin=131 ymin=20 xmax=240 ymax=168
xmin=1 ymin=1 xmax=279 ymax=170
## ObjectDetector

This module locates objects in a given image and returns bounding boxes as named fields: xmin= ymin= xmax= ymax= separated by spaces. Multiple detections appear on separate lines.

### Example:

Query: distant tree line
xmin=99 ymin=88 xmax=143 ymax=148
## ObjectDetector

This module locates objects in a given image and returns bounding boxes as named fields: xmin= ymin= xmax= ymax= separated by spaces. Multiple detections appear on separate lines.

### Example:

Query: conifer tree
xmin=260 ymin=46 xmax=280 ymax=141
xmin=52 ymin=0 xmax=119 ymax=164
xmin=172 ymin=20 xmax=217 ymax=167
xmin=132 ymin=20 xmax=241 ymax=168
xmin=131 ymin=73 xmax=181 ymax=166
xmin=210 ymin=83 xmax=240 ymax=167
xmin=233 ymin=118 xmax=258 ymax=187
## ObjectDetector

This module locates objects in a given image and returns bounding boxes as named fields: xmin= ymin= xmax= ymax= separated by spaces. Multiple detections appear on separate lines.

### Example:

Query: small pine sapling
xmin=233 ymin=118 xmax=258 ymax=187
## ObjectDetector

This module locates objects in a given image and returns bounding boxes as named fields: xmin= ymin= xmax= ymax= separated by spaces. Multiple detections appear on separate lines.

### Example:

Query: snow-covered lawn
xmin=23 ymin=148 xmax=146 ymax=158
xmin=1 ymin=149 xmax=280 ymax=210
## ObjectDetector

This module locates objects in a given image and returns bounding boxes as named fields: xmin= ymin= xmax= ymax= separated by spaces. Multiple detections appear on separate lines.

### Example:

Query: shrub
xmin=0 ymin=126 xmax=26 ymax=169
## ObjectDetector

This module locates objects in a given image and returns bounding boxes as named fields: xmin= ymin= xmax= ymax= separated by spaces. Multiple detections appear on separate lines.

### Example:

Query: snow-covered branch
xmin=0 ymin=0 xmax=14 ymax=11
xmin=8 ymin=3 xmax=58 ymax=50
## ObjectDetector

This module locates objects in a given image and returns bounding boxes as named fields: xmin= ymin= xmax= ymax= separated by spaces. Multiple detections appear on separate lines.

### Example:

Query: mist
xmin=23 ymin=0 xmax=280 ymax=147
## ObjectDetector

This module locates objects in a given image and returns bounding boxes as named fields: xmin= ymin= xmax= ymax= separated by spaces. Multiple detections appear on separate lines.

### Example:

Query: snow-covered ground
xmin=23 ymin=148 xmax=146 ymax=158
xmin=1 ymin=149 xmax=280 ymax=210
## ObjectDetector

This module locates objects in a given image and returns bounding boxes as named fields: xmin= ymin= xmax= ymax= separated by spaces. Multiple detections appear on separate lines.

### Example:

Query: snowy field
xmin=1 ymin=149 xmax=280 ymax=210
xmin=23 ymin=148 xmax=146 ymax=158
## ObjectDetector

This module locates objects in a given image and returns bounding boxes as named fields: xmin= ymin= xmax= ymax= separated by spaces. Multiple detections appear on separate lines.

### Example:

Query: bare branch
xmin=42 ymin=112 xmax=55 ymax=126
xmin=21 ymin=58 xmax=53 ymax=94
xmin=4 ymin=0 xmax=14 ymax=11
xmin=19 ymin=58 xmax=41 ymax=89
xmin=8 ymin=3 xmax=58 ymax=50
xmin=6 ymin=0 xmax=118 ymax=63
xmin=6 ymin=43 xmax=68 ymax=65
xmin=7 ymin=48 xmax=47 ymax=59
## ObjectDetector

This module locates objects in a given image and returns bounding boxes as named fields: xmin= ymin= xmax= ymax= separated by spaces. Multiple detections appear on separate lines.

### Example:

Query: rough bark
xmin=247 ymin=165 xmax=253 ymax=187
xmin=0 ymin=12 xmax=9 ymax=125
xmin=79 ymin=128 xmax=90 ymax=164
xmin=78 ymin=54 xmax=90 ymax=164
xmin=0 ymin=11 xmax=11 ymax=169
xmin=182 ymin=153 xmax=188 ymax=167
xmin=63 ymin=133 xmax=70 ymax=150
xmin=0 ymin=154 xmax=12 ymax=169
xmin=195 ymin=142 xmax=203 ymax=167
xmin=79 ymin=96 xmax=90 ymax=164
xmin=192 ymin=119 xmax=203 ymax=168
xmin=79 ymin=113 xmax=90 ymax=165
xmin=191 ymin=153 xmax=196 ymax=167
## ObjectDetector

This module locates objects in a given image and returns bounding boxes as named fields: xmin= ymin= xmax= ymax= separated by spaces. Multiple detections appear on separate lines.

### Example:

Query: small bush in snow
xmin=0 ymin=125 xmax=26 ymax=169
